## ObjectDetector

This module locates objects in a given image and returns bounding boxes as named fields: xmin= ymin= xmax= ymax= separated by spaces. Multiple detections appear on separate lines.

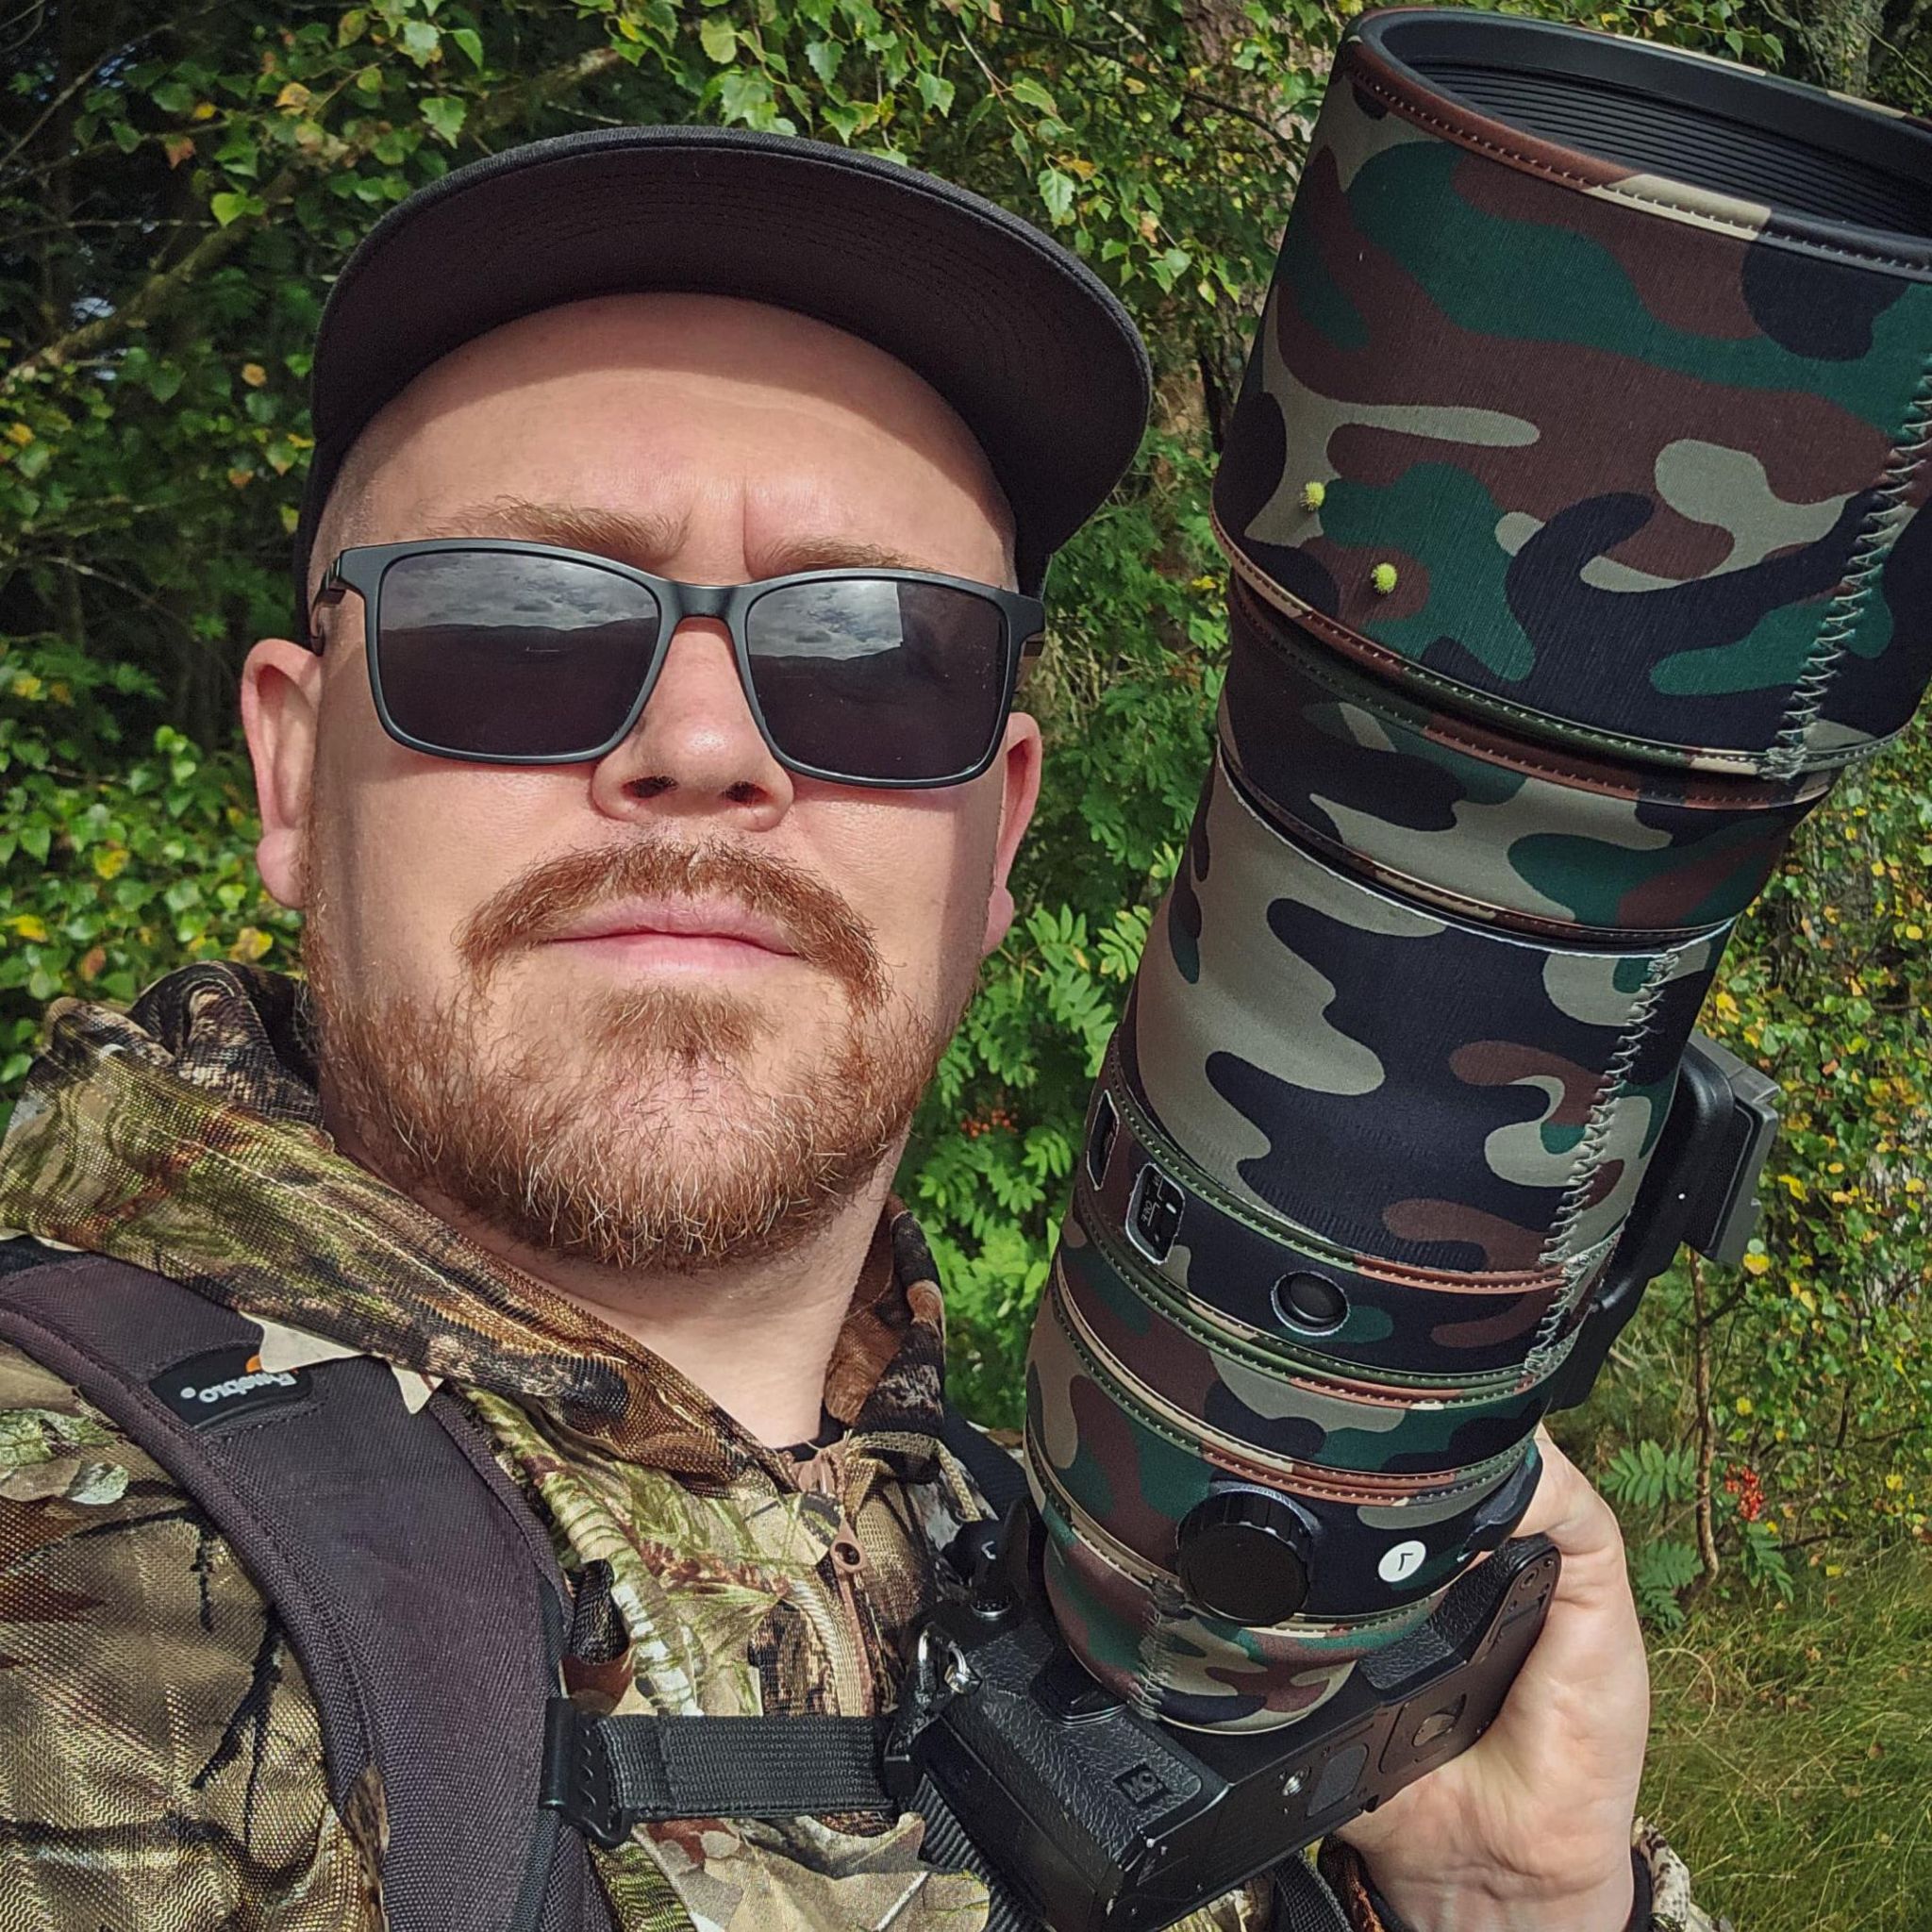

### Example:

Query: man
xmin=0 ymin=127 xmax=1723 ymax=1932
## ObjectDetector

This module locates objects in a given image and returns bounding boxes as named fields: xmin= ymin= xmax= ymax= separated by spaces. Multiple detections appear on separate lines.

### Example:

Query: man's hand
xmin=1333 ymin=1431 xmax=1648 ymax=1932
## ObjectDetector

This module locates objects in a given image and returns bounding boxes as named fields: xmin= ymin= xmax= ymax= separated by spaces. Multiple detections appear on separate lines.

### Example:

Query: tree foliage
xmin=3 ymin=0 xmax=1927 ymax=1613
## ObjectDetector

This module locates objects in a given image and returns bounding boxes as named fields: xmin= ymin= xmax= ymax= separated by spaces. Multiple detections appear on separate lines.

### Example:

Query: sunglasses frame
xmin=310 ymin=538 xmax=1047 ymax=790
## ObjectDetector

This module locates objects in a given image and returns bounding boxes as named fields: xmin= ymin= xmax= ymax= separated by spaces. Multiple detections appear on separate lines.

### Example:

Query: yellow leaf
xmin=229 ymin=925 xmax=274 ymax=962
xmin=1735 ymin=1395 xmax=1753 ymax=1416
xmin=92 ymin=845 xmax=129 ymax=881
xmin=227 ymin=467 xmax=253 ymax=489
xmin=5 ymin=422 xmax=33 ymax=446
xmin=192 ymin=101 xmax=217 ymax=120
xmin=8 ymin=915 xmax=49 ymax=942
xmin=275 ymin=81 xmax=312 ymax=112
xmin=242 ymin=362 xmax=268 ymax=387
xmin=1824 ymin=1564 xmax=1843 ymax=1577
xmin=1741 ymin=1252 xmax=1771 ymax=1275
xmin=9 ymin=673 xmax=42 ymax=699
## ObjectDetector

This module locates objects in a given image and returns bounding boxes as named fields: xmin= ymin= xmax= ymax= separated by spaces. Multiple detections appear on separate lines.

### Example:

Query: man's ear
xmin=981 ymin=710 xmax=1043 ymax=957
xmin=240 ymin=637 xmax=325 ymax=909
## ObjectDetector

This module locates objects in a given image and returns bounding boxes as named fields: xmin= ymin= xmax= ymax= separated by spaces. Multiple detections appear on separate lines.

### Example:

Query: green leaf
xmin=450 ymin=25 xmax=483 ymax=66
xmin=400 ymin=18 xmax=441 ymax=63
xmin=804 ymin=39 xmax=841 ymax=85
xmin=422 ymin=95 xmax=466 ymax=142
xmin=699 ymin=16 xmax=738 ymax=63
xmin=1008 ymin=75 xmax=1058 ymax=117
xmin=1038 ymin=165 xmax=1075 ymax=224
xmin=915 ymin=69 xmax=955 ymax=115
xmin=149 ymin=80 xmax=195 ymax=114
xmin=208 ymin=191 xmax=262 ymax=227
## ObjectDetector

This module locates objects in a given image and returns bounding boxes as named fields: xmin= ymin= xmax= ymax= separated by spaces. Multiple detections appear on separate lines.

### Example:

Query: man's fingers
xmin=1512 ymin=1429 xmax=1624 ymax=1566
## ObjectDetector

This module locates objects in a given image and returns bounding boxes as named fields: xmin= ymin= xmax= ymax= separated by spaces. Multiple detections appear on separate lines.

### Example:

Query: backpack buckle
xmin=540 ymin=1697 xmax=629 ymax=1849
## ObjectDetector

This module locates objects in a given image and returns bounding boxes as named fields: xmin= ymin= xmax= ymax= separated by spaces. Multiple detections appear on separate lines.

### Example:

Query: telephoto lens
xmin=1024 ymin=7 xmax=1932 ymax=1733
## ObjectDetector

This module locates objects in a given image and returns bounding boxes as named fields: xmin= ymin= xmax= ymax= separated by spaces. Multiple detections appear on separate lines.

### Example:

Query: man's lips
xmin=544 ymin=897 xmax=799 ymax=957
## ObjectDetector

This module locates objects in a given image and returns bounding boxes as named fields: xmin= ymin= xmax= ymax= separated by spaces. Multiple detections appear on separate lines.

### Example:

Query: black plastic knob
xmin=1174 ymin=1489 xmax=1314 ymax=1625
xmin=1273 ymin=1270 xmax=1349 ymax=1335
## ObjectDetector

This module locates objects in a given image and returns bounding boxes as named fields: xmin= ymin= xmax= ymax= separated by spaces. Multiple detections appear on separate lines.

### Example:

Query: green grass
xmin=1637 ymin=1541 xmax=1932 ymax=1930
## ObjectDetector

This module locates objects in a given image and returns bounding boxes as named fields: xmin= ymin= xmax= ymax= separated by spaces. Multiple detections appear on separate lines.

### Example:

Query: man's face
xmin=242 ymin=292 xmax=1039 ymax=1274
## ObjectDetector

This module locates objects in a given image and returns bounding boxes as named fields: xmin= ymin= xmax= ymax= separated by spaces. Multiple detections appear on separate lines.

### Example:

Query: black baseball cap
xmin=292 ymin=124 xmax=1152 ymax=632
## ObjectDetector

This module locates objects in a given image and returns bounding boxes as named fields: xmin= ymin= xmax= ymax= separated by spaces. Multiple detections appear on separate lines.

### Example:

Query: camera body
xmin=897 ymin=1507 xmax=1557 ymax=1932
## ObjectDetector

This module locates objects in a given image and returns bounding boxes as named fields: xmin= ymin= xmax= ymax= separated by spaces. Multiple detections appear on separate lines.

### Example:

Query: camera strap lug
xmin=883 ymin=1624 xmax=976 ymax=1804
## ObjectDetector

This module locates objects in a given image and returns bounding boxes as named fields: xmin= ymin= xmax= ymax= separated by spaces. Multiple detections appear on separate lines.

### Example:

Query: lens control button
xmin=1087 ymin=1092 xmax=1120 ymax=1188
xmin=1273 ymin=1271 xmax=1349 ymax=1335
xmin=1175 ymin=1489 xmax=1314 ymax=1624
xmin=1127 ymin=1166 xmax=1185 ymax=1264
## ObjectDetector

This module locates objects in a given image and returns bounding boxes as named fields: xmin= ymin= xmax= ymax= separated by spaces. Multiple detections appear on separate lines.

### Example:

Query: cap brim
xmin=295 ymin=125 xmax=1150 ymax=618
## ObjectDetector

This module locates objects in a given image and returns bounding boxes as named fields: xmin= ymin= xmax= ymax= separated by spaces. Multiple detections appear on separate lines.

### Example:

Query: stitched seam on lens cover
xmin=1537 ymin=947 xmax=1680 ymax=1278
xmin=1765 ymin=350 xmax=1932 ymax=779
xmin=1216 ymin=520 xmax=1874 ymax=777
xmin=1048 ymin=1281 xmax=1524 ymax=1504
xmin=1075 ymin=1186 xmax=1564 ymax=1410
xmin=1228 ymin=578 xmax=1824 ymax=811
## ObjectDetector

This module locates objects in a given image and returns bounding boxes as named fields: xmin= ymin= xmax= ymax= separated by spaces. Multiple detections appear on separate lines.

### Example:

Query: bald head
xmin=308 ymin=291 xmax=1017 ymax=612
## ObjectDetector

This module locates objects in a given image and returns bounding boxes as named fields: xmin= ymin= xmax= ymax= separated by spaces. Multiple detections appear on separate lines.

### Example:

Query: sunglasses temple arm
xmin=305 ymin=571 xmax=352 ymax=654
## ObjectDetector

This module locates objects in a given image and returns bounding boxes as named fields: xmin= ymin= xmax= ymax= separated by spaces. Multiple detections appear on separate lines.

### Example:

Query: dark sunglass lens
xmin=743 ymin=579 xmax=1007 ymax=781
xmin=375 ymin=552 xmax=660 ymax=758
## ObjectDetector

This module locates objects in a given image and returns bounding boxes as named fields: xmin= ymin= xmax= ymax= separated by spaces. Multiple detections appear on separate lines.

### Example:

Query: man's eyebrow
xmin=405 ymin=498 xmax=945 ymax=580
xmin=750 ymin=533 xmax=943 ymax=577
xmin=411 ymin=497 xmax=691 ymax=571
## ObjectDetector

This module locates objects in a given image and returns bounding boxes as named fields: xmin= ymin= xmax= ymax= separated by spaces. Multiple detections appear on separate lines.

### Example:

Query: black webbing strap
xmin=1274 ymin=1857 xmax=1356 ymax=1932
xmin=543 ymin=1700 xmax=893 ymax=1847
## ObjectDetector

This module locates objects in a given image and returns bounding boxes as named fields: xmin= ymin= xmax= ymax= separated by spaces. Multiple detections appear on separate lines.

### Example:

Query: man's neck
xmin=492 ymin=1183 xmax=895 ymax=1449
xmin=324 ymin=1110 xmax=902 ymax=1449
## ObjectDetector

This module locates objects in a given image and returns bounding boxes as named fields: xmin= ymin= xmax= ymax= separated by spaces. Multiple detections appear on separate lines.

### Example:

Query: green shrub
xmin=4 ymin=0 xmax=1928 ymax=1611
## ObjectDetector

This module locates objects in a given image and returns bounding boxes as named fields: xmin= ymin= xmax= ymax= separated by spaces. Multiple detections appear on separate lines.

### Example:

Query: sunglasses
xmin=310 ymin=540 xmax=1046 ymax=789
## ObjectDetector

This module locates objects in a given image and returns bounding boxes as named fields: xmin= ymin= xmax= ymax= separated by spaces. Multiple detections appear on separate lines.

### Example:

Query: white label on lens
xmin=1378 ymin=1540 xmax=1426 ymax=1584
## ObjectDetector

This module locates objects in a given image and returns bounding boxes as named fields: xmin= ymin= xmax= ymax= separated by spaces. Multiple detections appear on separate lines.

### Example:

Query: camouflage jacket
xmin=0 ymin=962 xmax=1725 ymax=1932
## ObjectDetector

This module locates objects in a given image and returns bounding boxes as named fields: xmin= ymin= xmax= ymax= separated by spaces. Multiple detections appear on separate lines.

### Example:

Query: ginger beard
xmin=299 ymin=809 xmax=961 ymax=1274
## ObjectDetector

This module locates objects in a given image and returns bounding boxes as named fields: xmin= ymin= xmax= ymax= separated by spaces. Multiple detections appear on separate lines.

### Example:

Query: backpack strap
xmin=0 ymin=1242 xmax=611 ymax=1932
xmin=937 ymin=1400 xmax=1031 ymax=1519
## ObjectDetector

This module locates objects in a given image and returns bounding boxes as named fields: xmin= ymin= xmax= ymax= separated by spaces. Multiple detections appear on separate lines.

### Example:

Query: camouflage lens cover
xmin=1024 ymin=13 xmax=1932 ymax=1731
xmin=1222 ymin=579 xmax=1830 ymax=941
xmin=1085 ymin=1050 xmax=1607 ymax=1384
xmin=1212 ymin=13 xmax=1932 ymax=778
xmin=1130 ymin=751 xmax=1724 ymax=1274
xmin=1029 ymin=1479 xmax=1432 ymax=1733
xmin=1055 ymin=1207 xmax=1559 ymax=1478
xmin=1024 ymin=1284 xmax=1541 ymax=1724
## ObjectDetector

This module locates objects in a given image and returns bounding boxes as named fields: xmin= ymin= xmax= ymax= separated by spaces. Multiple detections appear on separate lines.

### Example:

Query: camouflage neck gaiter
xmin=0 ymin=961 xmax=949 ymax=1481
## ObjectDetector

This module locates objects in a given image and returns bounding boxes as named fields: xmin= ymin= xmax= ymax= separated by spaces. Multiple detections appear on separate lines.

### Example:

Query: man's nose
xmin=588 ymin=618 xmax=793 ymax=824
